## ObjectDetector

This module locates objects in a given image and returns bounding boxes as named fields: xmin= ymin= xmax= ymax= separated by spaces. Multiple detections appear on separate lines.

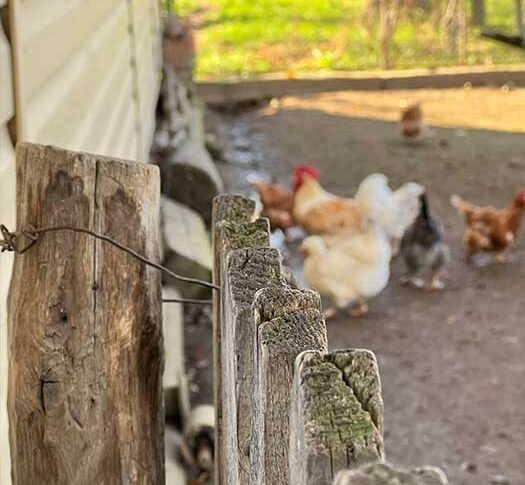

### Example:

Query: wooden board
xmin=8 ymin=143 xmax=164 ymax=484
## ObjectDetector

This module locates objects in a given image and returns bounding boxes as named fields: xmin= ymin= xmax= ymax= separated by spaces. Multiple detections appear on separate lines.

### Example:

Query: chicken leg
xmin=399 ymin=273 xmax=425 ymax=288
xmin=425 ymin=270 xmax=446 ymax=291
xmin=495 ymin=252 xmax=509 ymax=264
xmin=323 ymin=307 xmax=338 ymax=320
xmin=349 ymin=300 xmax=369 ymax=318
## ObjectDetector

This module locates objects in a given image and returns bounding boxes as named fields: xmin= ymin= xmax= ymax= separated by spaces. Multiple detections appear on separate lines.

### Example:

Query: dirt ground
xmin=204 ymin=87 xmax=525 ymax=485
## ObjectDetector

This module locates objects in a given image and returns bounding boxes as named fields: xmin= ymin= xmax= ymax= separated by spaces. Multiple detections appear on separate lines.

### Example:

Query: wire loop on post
xmin=0 ymin=224 xmax=217 ymax=306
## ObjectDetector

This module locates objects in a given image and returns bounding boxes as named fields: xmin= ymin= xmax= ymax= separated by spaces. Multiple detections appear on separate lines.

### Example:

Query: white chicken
xmin=355 ymin=173 xmax=425 ymax=255
xmin=300 ymin=224 xmax=391 ymax=318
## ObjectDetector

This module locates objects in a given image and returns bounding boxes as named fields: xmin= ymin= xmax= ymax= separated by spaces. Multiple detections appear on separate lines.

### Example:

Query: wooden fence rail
xmin=8 ymin=143 xmax=164 ymax=484
xmin=212 ymin=194 xmax=448 ymax=485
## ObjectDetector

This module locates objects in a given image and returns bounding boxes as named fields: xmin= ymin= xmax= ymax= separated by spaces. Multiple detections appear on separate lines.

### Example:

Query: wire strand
xmin=0 ymin=224 xmax=219 ymax=293
xmin=162 ymin=298 xmax=213 ymax=305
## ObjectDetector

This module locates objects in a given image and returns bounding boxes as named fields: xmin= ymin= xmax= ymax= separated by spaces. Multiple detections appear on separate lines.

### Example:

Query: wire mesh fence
xmin=164 ymin=0 xmax=525 ymax=79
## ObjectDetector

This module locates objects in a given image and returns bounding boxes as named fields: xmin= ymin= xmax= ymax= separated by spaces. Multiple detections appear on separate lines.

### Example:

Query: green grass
xmin=172 ymin=0 xmax=525 ymax=79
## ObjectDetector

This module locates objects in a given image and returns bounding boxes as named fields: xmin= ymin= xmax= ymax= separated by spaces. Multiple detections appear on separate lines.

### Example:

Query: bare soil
xmin=205 ymin=87 xmax=525 ymax=485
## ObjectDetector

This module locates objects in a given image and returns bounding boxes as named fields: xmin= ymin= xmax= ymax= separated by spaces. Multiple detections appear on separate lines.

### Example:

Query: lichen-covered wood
xmin=333 ymin=462 xmax=449 ymax=485
xmin=223 ymin=247 xmax=284 ymax=484
xmin=211 ymin=194 xmax=269 ymax=485
xmin=212 ymin=194 xmax=256 ymax=226
xmin=8 ymin=143 xmax=164 ymax=484
xmin=289 ymin=350 xmax=384 ymax=485
xmin=251 ymin=290 xmax=328 ymax=485
xmin=253 ymin=286 xmax=321 ymax=323
xmin=326 ymin=350 xmax=384 ymax=438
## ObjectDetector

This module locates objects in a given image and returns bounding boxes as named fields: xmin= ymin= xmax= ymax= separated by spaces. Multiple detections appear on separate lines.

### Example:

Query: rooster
xmin=451 ymin=191 xmax=525 ymax=262
xmin=400 ymin=103 xmax=425 ymax=142
xmin=292 ymin=165 xmax=363 ymax=235
xmin=300 ymin=224 xmax=391 ymax=319
xmin=250 ymin=178 xmax=295 ymax=233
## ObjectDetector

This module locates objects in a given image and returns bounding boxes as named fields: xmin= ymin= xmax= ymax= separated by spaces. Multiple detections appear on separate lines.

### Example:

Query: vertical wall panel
xmin=131 ymin=0 xmax=162 ymax=161
xmin=9 ymin=0 xmax=161 ymax=162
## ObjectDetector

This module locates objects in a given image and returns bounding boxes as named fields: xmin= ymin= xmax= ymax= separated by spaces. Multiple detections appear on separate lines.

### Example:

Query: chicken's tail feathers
xmin=419 ymin=192 xmax=430 ymax=220
xmin=247 ymin=174 xmax=264 ymax=185
xmin=394 ymin=182 xmax=425 ymax=201
xmin=450 ymin=194 xmax=471 ymax=214
xmin=248 ymin=177 xmax=269 ymax=195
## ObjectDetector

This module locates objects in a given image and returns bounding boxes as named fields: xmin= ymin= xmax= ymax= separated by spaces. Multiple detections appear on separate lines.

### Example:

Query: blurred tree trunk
xmin=379 ymin=0 xmax=402 ymax=69
xmin=442 ymin=0 xmax=467 ymax=63
xmin=517 ymin=0 xmax=525 ymax=43
xmin=458 ymin=0 xmax=467 ymax=64
xmin=471 ymin=0 xmax=485 ymax=26
xmin=442 ymin=0 xmax=458 ymax=54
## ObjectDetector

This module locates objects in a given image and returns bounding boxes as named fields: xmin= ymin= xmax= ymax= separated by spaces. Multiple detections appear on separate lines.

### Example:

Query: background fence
xmin=170 ymin=0 xmax=525 ymax=79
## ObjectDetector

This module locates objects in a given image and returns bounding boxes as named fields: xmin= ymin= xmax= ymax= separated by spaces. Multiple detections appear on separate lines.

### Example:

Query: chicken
xmin=250 ymin=178 xmax=294 ymax=232
xmin=355 ymin=174 xmax=425 ymax=254
xmin=299 ymin=224 xmax=391 ymax=318
xmin=184 ymin=404 xmax=215 ymax=481
xmin=451 ymin=191 xmax=525 ymax=262
xmin=400 ymin=103 xmax=424 ymax=142
xmin=400 ymin=193 xmax=450 ymax=290
xmin=292 ymin=165 xmax=362 ymax=235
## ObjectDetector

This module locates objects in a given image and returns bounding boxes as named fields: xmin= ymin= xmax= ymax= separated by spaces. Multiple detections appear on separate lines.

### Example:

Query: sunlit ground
xmin=260 ymin=87 xmax=525 ymax=133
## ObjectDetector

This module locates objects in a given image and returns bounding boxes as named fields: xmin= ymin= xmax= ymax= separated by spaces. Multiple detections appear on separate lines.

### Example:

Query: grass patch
xmin=172 ymin=0 xmax=525 ymax=79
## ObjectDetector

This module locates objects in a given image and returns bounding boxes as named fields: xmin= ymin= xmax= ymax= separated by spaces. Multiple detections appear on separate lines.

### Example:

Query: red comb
xmin=294 ymin=165 xmax=320 ymax=178
xmin=293 ymin=165 xmax=321 ymax=192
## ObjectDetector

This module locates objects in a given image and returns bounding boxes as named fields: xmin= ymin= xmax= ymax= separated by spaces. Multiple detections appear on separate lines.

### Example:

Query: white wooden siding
xmin=9 ymin=0 xmax=161 ymax=161
xmin=131 ymin=0 xmax=162 ymax=158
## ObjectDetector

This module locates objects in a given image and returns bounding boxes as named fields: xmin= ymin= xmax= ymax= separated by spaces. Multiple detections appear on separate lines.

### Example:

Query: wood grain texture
xmin=289 ymin=350 xmax=384 ymax=485
xmin=8 ymin=143 xmax=164 ymax=484
xmin=251 ymin=288 xmax=328 ymax=485
xmin=223 ymin=247 xmax=283 ymax=484
xmin=333 ymin=462 xmax=448 ymax=485
xmin=211 ymin=194 xmax=261 ymax=485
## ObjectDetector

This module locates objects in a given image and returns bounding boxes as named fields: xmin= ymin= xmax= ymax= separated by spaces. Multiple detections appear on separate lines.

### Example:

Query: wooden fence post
xmin=211 ymin=195 xmax=271 ymax=484
xmin=8 ymin=143 xmax=164 ymax=484
xmin=250 ymin=287 xmax=328 ymax=485
xmin=289 ymin=350 xmax=384 ymax=485
xmin=223 ymin=246 xmax=283 ymax=483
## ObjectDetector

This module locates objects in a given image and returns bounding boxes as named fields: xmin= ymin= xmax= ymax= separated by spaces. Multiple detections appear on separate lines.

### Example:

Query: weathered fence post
xmin=211 ymin=195 xmax=271 ymax=484
xmin=8 ymin=143 xmax=164 ymax=484
xmin=289 ymin=349 xmax=384 ymax=485
xmin=223 ymin=246 xmax=283 ymax=484
xmin=250 ymin=287 xmax=328 ymax=485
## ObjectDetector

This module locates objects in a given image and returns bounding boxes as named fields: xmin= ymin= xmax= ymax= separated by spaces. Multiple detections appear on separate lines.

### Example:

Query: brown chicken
xmin=250 ymin=179 xmax=294 ymax=232
xmin=292 ymin=165 xmax=363 ymax=235
xmin=451 ymin=191 xmax=525 ymax=262
xmin=400 ymin=103 xmax=424 ymax=141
